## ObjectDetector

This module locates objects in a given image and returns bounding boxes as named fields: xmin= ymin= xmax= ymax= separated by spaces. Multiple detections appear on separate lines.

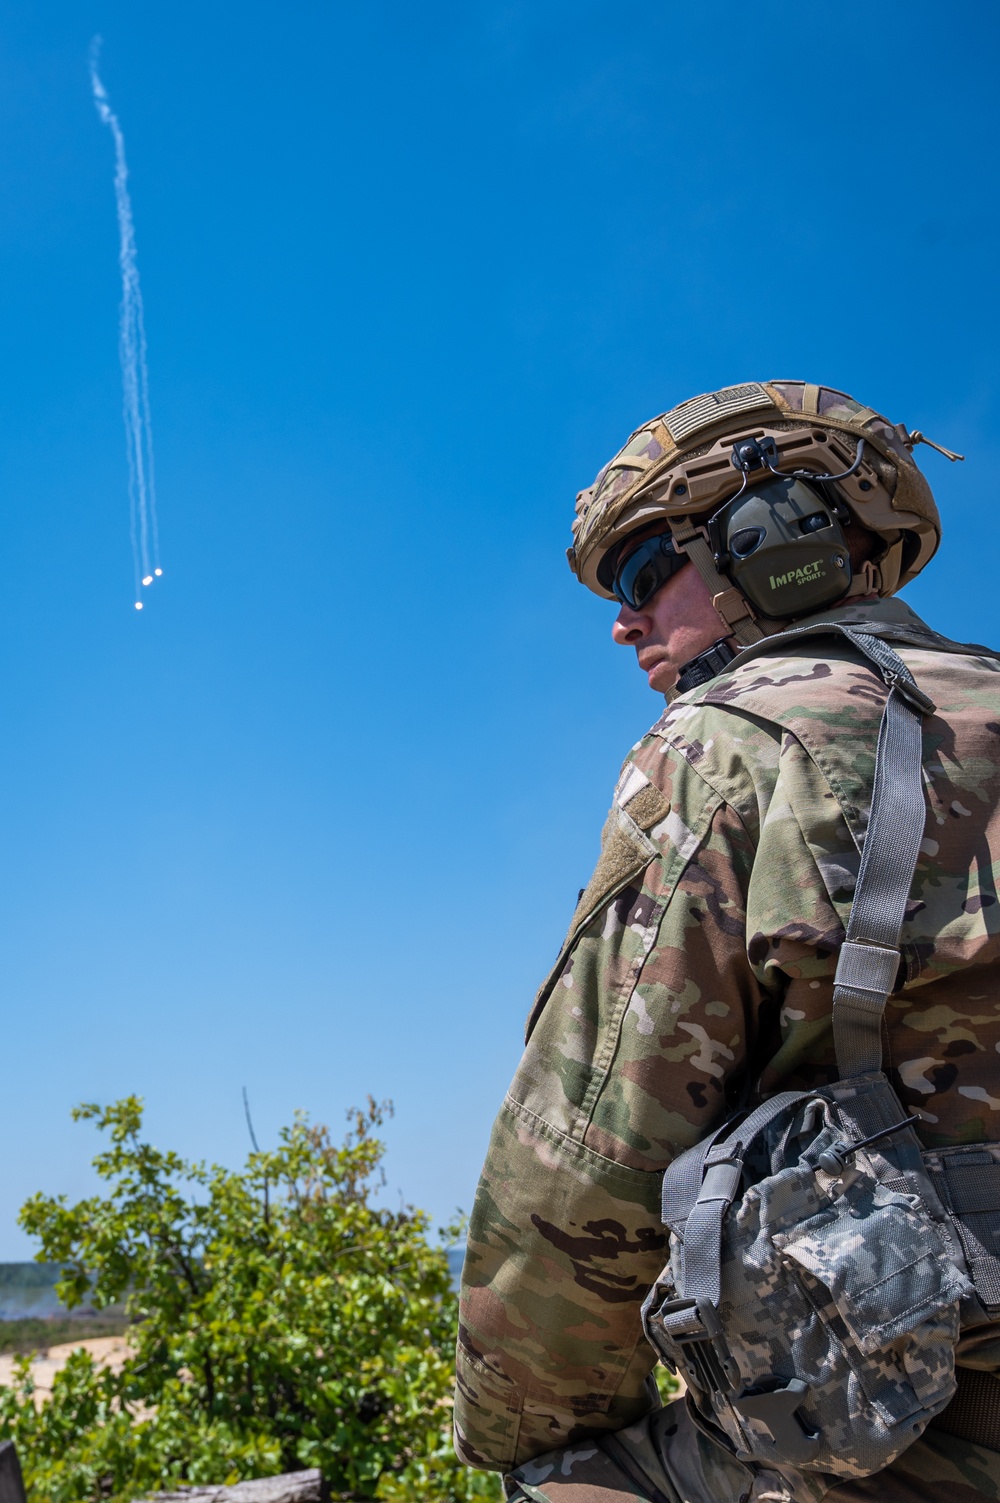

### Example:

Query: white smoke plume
xmin=89 ymin=37 xmax=162 ymax=610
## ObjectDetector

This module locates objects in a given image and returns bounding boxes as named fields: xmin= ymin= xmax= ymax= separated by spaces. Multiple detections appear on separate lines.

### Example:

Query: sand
xmin=0 ymin=1335 xmax=130 ymax=1405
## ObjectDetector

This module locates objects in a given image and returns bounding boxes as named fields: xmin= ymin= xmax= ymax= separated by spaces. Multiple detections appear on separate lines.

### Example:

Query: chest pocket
xmin=524 ymin=776 xmax=671 ymax=1043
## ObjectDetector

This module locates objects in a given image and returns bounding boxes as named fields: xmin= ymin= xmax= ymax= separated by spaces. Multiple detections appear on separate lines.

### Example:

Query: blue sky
xmin=0 ymin=0 xmax=996 ymax=1255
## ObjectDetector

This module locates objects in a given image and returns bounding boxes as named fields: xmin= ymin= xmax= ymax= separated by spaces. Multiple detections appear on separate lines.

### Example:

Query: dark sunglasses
xmin=612 ymin=531 xmax=688 ymax=610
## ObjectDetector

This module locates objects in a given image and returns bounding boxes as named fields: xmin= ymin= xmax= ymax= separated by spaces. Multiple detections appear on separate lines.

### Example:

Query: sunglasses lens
xmin=614 ymin=534 xmax=684 ymax=608
xmin=628 ymin=557 xmax=661 ymax=609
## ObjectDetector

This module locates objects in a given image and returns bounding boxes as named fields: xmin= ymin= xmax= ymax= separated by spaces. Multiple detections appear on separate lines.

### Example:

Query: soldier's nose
xmin=612 ymin=606 xmax=649 ymax=645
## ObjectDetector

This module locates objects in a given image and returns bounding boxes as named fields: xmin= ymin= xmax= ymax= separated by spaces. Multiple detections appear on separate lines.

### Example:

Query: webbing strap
xmin=666 ymin=1093 xmax=804 ymax=1307
xmin=666 ymin=517 xmax=765 ymax=647
xmin=661 ymin=1090 xmax=805 ymax=1235
xmin=832 ymin=683 xmax=927 ymax=1075
xmin=724 ymin=620 xmax=937 ymax=716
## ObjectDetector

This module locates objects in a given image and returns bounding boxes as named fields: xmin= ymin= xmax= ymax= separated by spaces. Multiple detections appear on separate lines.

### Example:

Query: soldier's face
xmin=611 ymin=562 xmax=730 ymax=694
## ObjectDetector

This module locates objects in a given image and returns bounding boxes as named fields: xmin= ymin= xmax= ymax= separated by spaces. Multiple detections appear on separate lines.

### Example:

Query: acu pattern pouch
xmin=641 ymin=624 xmax=1000 ymax=1482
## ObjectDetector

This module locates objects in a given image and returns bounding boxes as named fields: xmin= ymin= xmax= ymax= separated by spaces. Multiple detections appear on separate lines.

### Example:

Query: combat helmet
xmin=569 ymin=381 xmax=961 ymax=654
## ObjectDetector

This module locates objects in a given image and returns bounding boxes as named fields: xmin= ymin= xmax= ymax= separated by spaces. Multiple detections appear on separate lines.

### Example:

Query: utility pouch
xmin=644 ymin=1076 xmax=969 ymax=1478
xmin=641 ymin=625 xmax=999 ymax=1481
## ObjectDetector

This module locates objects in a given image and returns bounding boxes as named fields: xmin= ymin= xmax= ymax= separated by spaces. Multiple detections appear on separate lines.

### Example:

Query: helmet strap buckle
xmin=712 ymin=587 xmax=756 ymax=633
xmin=845 ymin=559 xmax=881 ymax=599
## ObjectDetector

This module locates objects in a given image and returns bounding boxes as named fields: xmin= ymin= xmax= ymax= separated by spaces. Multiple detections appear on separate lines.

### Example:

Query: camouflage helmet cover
xmin=570 ymin=381 xmax=944 ymax=605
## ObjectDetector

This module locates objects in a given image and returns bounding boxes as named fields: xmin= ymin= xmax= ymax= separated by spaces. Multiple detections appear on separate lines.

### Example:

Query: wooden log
xmin=143 ymin=1469 xmax=325 ymax=1503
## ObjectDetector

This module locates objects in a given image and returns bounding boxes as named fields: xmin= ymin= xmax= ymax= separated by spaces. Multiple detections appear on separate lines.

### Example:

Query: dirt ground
xmin=0 ymin=1334 xmax=130 ymax=1405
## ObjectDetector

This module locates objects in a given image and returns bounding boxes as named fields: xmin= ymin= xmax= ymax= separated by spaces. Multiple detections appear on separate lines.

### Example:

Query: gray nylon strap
xmin=839 ymin=626 xmax=934 ymax=713
xmin=660 ymin=1089 xmax=804 ymax=1233
xmin=661 ymin=1123 xmax=732 ymax=1233
xmin=832 ymin=682 xmax=926 ymax=1076
xmin=944 ymin=1162 xmax=1000 ymax=1216
xmin=836 ymin=941 xmax=900 ymax=994
xmin=670 ymin=1092 xmax=804 ymax=1307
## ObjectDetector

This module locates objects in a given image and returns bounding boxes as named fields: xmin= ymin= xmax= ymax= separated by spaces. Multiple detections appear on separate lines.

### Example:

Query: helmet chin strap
xmin=666 ymin=515 xmax=767 ymax=647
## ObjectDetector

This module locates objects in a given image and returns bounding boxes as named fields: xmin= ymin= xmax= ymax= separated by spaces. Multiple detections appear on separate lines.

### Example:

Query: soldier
xmin=454 ymin=381 xmax=1000 ymax=1502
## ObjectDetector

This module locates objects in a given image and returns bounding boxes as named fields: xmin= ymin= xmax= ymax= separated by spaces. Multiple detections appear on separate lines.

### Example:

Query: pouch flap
xmin=779 ymin=1192 xmax=967 ymax=1354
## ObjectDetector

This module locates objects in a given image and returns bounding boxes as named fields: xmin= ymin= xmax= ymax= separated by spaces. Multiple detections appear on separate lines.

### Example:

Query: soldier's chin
xmin=645 ymin=658 xmax=677 ymax=694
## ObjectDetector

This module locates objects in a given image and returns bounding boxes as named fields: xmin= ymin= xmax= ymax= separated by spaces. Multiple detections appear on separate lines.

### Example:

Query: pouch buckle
xmin=732 ymin=1378 xmax=822 ymax=1465
xmin=642 ymin=1291 xmax=740 ymax=1397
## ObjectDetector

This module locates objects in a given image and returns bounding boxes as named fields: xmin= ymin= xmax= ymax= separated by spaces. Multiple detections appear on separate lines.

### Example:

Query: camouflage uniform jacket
xmin=455 ymin=595 xmax=1000 ymax=1473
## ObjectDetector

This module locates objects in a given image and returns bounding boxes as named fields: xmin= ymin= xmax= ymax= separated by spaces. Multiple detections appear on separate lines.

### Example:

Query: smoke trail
xmin=89 ymin=37 xmax=162 ymax=611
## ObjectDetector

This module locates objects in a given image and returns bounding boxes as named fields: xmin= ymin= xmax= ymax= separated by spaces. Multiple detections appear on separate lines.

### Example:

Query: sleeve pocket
xmin=454 ymin=1341 xmax=524 ymax=1472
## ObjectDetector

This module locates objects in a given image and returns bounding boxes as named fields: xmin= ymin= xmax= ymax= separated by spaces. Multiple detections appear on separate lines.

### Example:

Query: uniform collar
xmin=668 ymin=595 xmax=936 ymax=704
xmin=783 ymin=594 xmax=931 ymax=636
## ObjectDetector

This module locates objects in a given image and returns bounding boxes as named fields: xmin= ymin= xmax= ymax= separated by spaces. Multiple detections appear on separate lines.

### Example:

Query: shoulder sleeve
xmin=455 ymin=721 xmax=777 ymax=1469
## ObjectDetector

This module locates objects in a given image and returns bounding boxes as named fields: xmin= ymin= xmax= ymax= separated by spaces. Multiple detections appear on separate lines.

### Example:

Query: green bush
xmin=0 ymin=1097 xmax=500 ymax=1503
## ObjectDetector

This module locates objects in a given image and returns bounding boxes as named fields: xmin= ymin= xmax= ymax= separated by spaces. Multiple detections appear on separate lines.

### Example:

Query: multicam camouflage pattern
xmin=455 ymin=594 xmax=1000 ymax=1498
xmin=504 ymin=1397 xmax=1000 ymax=1503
